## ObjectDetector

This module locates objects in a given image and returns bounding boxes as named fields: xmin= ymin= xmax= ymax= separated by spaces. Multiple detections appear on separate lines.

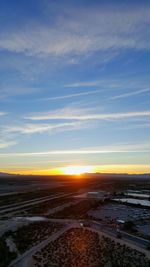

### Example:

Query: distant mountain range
xmin=0 ymin=171 xmax=150 ymax=178
xmin=0 ymin=172 xmax=19 ymax=177
xmin=90 ymin=173 xmax=150 ymax=179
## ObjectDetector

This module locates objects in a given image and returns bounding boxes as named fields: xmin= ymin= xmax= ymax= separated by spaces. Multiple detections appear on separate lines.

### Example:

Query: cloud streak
xmin=0 ymin=147 xmax=150 ymax=158
xmin=0 ymin=112 xmax=6 ymax=116
xmin=0 ymin=5 xmax=150 ymax=57
xmin=39 ymin=89 xmax=101 ymax=101
xmin=111 ymin=88 xmax=150 ymax=100
xmin=26 ymin=109 xmax=150 ymax=121
xmin=0 ymin=140 xmax=16 ymax=149
xmin=65 ymin=81 xmax=101 ymax=88
xmin=3 ymin=121 xmax=85 ymax=135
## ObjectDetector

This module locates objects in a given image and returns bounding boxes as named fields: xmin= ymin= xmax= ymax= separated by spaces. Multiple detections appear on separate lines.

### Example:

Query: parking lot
xmin=137 ymin=224 xmax=150 ymax=236
xmin=88 ymin=203 xmax=150 ymax=222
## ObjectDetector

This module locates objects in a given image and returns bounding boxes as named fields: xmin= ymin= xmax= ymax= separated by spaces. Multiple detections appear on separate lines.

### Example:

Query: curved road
xmin=9 ymin=219 xmax=150 ymax=267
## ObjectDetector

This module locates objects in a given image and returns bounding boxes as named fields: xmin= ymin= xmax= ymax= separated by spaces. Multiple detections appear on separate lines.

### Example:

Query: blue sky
xmin=0 ymin=0 xmax=150 ymax=174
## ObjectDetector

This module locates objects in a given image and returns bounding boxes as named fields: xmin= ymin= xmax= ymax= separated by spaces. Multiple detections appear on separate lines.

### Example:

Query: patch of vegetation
xmin=32 ymin=228 xmax=150 ymax=267
xmin=24 ymin=197 xmax=73 ymax=215
xmin=123 ymin=220 xmax=135 ymax=231
xmin=0 ymin=237 xmax=17 ymax=267
xmin=9 ymin=221 xmax=63 ymax=253
xmin=48 ymin=200 xmax=100 ymax=219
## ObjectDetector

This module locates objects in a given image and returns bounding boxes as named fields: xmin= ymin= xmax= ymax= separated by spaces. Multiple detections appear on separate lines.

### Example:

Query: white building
xmin=87 ymin=191 xmax=110 ymax=200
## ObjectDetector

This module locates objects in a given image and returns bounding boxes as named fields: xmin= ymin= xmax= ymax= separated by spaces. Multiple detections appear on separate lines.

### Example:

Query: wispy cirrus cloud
xmin=0 ymin=85 xmax=40 ymax=100
xmin=38 ymin=89 xmax=101 ymax=101
xmin=26 ymin=107 xmax=150 ymax=121
xmin=64 ymin=81 xmax=101 ymax=88
xmin=0 ymin=142 xmax=150 ymax=157
xmin=0 ymin=5 xmax=150 ymax=57
xmin=0 ymin=111 xmax=6 ymax=116
xmin=111 ymin=88 xmax=150 ymax=100
xmin=0 ymin=120 xmax=88 ymax=151
xmin=0 ymin=140 xmax=16 ymax=149
xmin=4 ymin=121 xmax=84 ymax=135
xmin=65 ymin=78 xmax=150 ymax=90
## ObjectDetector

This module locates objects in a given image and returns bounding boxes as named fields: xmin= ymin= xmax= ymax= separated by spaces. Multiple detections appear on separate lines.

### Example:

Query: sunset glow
xmin=1 ymin=164 xmax=150 ymax=176
xmin=62 ymin=166 xmax=94 ymax=175
xmin=0 ymin=1 xmax=150 ymax=176
xmin=1 ymin=1 xmax=150 ymax=266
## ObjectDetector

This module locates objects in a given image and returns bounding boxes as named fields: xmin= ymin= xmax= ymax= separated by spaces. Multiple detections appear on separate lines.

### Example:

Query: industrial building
xmin=87 ymin=191 xmax=110 ymax=200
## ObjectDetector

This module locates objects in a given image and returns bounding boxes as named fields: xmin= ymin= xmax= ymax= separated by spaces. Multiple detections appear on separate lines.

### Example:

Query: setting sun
xmin=62 ymin=165 xmax=94 ymax=175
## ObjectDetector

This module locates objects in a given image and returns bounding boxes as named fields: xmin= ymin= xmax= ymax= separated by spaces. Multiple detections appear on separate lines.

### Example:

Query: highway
xmin=1 ymin=195 xmax=149 ymax=267
xmin=120 ymin=230 xmax=150 ymax=248
xmin=0 ymin=195 xmax=57 ymax=210
xmin=0 ymin=193 xmax=72 ymax=215
xmin=91 ymin=220 xmax=150 ymax=249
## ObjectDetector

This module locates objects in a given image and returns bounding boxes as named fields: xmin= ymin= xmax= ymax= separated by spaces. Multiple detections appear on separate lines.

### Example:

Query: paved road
xmin=91 ymin=220 xmax=150 ymax=249
xmin=120 ymin=230 xmax=150 ymax=248
xmin=0 ymin=193 xmax=72 ymax=215
xmin=87 ymin=225 xmax=150 ymax=260
xmin=9 ymin=223 xmax=79 ymax=267
xmin=8 ymin=218 xmax=150 ymax=267
xmin=0 ymin=195 xmax=60 ymax=210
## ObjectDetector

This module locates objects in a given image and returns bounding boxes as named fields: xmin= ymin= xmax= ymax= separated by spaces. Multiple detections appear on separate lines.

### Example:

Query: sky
xmin=0 ymin=0 xmax=150 ymax=175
